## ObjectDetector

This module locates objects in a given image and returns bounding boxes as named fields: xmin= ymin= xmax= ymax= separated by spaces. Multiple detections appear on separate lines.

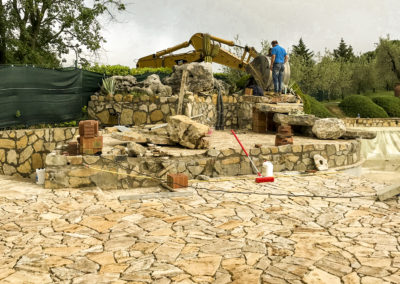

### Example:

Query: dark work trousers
xmin=216 ymin=88 xmax=224 ymax=130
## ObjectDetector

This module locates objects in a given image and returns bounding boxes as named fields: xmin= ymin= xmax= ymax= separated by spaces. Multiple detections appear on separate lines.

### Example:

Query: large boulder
xmin=273 ymin=113 xmax=317 ymax=126
xmin=167 ymin=115 xmax=210 ymax=149
xmin=112 ymin=75 xmax=137 ymax=94
xmin=142 ymin=74 xmax=172 ymax=96
xmin=164 ymin=62 xmax=214 ymax=94
xmin=312 ymin=118 xmax=346 ymax=139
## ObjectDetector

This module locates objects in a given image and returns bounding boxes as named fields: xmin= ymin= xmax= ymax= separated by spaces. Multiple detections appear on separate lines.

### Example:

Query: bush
xmin=85 ymin=64 xmax=172 ymax=77
xmin=339 ymin=95 xmax=389 ymax=118
xmin=292 ymin=83 xmax=333 ymax=117
xmin=307 ymin=95 xmax=334 ymax=118
xmin=371 ymin=96 xmax=400 ymax=117
xmin=235 ymin=74 xmax=251 ymax=89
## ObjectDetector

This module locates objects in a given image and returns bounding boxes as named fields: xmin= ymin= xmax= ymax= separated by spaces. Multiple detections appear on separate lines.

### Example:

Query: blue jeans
xmin=272 ymin=63 xmax=285 ymax=93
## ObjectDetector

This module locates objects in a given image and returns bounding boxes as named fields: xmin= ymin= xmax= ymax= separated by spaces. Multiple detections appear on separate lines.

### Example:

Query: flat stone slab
xmin=273 ymin=113 xmax=317 ymax=126
xmin=342 ymin=128 xmax=377 ymax=139
xmin=255 ymin=103 xmax=303 ymax=114
xmin=376 ymin=184 xmax=400 ymax=201
xmin=119 ymin=191 xmax=193 ymax=201
xmin=0 ymin=173 xmax=398 ymax=284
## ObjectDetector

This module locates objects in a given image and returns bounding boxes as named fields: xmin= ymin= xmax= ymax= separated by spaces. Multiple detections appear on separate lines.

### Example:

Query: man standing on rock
xmin=270 ymin=40 xmax=288 ymax=94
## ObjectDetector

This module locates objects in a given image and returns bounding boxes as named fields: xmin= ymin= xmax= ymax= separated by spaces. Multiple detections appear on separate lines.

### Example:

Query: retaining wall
xmin=343 ymin=118 xmax=400 ymax=127
xmin=0 ymin=128 xmax=77 ymax=177
xmin=44 ymin=140 xmax=361 ymax=189
xmin=88 ymin=93 xmax=241 ymax=129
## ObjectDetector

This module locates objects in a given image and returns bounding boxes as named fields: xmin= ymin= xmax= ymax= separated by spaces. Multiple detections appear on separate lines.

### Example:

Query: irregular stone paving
xmin=0 ymin=173 xmax=399 ymax=284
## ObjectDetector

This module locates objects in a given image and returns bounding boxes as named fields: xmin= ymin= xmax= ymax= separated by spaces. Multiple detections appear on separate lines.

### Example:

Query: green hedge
xmin=339 ymin=95 xmax=389 ymax=118
xmin=85 ymin=64 xmax=172 ymax=77
xmin=292 ymin=83 xmax=333 ymax=117
xmin=371 ymin=96 xmax=400 ymax=117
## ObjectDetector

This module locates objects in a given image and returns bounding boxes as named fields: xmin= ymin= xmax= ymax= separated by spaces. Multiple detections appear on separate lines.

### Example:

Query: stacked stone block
xmin=0 ymin=128 xmax=77 ymax=177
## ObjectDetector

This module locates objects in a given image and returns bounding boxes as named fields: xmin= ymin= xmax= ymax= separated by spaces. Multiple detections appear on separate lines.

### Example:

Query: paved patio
xmin=0 ymin=173 xmax=399 ymax=283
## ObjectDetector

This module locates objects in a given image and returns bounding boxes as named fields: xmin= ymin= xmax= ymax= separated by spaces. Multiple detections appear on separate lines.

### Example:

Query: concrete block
xmin=376 ymin=184 xmax=400 ymax=201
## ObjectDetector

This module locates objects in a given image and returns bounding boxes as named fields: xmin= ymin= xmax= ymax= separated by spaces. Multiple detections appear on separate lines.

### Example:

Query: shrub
xmin=291 ymin=83 xmax=333 ymax=117
xmin=307 ymin=95 xmax=334 ymax=118
xmin=339 ymin=95 xmax=389 ymax=118
xmin=235 ymin=74 xmax=251 ymax=89
xmin=85 ymin=64 xmax=172 ymax=77
xmin=371 ymin=96 xmax=400 ymax=117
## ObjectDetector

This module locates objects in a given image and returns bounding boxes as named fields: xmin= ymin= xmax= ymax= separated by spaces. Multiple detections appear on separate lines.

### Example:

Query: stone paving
xmin=0 ymin=172 xmax=399 ymax=284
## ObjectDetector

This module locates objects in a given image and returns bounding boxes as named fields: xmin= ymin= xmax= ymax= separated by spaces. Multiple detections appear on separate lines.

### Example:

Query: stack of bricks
xmin=275 ymin=124 xmax=294 ymax=146
xmin=252 ymin=107 xmax=267 ymax=133
xmin=78 ymin=120 xmax=103 ymax=155
xmin=167 ymin=173 xmax=188 ymax=189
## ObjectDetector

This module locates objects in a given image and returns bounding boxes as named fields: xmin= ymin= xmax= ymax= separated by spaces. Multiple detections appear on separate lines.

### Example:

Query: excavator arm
xmin=137 ymin=33 xmax=257 ymax=70
xmin=136 ymin=33 xmax=289 ymax=91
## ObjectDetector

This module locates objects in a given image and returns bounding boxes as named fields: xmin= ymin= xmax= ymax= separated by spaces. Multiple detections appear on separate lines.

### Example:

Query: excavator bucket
xmin=245 ymin=55 xmax=272 ymax=91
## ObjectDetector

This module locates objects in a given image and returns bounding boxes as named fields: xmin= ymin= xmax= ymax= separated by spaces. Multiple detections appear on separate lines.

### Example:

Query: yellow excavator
xmin=136 ymin=33 xmax=290 ymax=91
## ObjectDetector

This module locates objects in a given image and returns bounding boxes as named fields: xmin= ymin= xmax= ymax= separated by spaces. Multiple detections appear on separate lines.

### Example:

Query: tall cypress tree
xmin=291 ymin=38 xmax=314 ymax=65
xmin=333 ymin=38 xmax=355 ymax=61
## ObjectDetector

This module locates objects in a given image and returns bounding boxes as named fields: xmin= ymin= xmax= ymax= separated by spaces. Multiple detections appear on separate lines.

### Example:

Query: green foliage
xmin=291 ymin=38 xmax=314 ymax=65
xmin=350 ymin=55 xmax=376 ymax=94
xmin=375 ymin=37 xmax=400 ymax=90
xmin=371 ymin=96 xmax=400 ymax=117
xmin=333 ymin=38 xmax=355 ymax=62
xmin=15 ymin=110 xmax=21 ymax=118
xmin=312 ymin=52 xmax=352 ymax=100
xmin=291 ymin=83 xmax=333 ymax=117
xmin=307 ymin=95 xmax=334 ymax=118
xmin=339 ymin=95 xmax=389 ymax=118
xmin=235 ymin=74 xmax=251 ymax=89
xmin=0 ymin=0 xmax=126 ymax=66
xmin=86 ymin=64 xmax=172 ymax=76
xmin=102 ymin=77 xmax=116 ymax=95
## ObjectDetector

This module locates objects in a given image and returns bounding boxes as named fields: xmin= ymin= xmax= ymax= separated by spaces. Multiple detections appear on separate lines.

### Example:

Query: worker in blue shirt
xmin=270 ymin=40 xmax=288 ymax=94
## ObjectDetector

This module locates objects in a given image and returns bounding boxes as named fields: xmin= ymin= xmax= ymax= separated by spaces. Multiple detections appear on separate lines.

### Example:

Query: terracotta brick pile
xmin=252 ymin=107 xmax=267 ymax=133
xmin=78 ymin=120 xmax=103 ymax=155
xmin=275 ymin=124 xmax=294 ymax=146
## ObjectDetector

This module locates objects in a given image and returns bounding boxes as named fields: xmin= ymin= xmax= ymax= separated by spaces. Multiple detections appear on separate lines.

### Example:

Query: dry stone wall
xmin=343 ymin=118 xmax=400 ymax=127
xmin=0 ymin=128 xmax=77 ymax=177
xmin=45 ymin=140 xmax=361 ymax=189
xmin=88 ymin=93 xmax=241 ymax=129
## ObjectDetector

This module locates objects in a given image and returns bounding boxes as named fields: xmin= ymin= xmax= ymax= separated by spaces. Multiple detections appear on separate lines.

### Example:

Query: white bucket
xmin=36 ymin=168 xmax=46 ymax=185
xmin=262 ymin=161 xmax=273 ymax=177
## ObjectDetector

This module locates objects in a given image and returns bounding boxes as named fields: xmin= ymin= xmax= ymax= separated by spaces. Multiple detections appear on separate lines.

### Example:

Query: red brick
xmin=167 ymin=173 xmax=188 ymax=189
xmin=79 ymin=120 xmax=99 ymax=138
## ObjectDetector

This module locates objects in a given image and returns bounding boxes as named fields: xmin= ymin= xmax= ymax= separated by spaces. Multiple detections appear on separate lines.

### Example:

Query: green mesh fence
xmin=0 ymin=66 xmax=104 ymax=128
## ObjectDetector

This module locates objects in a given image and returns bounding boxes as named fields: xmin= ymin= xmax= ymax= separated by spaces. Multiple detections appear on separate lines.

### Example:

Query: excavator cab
xmin=136 ymin=33 xmax=290 ymax=92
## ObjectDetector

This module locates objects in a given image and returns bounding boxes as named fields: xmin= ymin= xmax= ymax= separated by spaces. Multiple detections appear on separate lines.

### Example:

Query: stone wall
xmin=0 ymin=128 xmax=77 ymax=177
xmin=45 ymin=140 xmax=361 ymax=189
xmin=88 ymin=94 xmax=302 ymax=131
xmin=88 ymin=93 xmax=240 ymax=128
xmin=343 ymin=118 xmax=400 ymax=127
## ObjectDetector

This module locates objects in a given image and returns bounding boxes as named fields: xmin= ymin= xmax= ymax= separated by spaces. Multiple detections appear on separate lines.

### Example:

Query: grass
xmin=323 ymin=102 xmax=345 ymax=118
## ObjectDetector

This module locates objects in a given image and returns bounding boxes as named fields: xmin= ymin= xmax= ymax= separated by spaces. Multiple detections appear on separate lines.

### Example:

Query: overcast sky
xmin=89 ymin=0 xmax=400 ymax=68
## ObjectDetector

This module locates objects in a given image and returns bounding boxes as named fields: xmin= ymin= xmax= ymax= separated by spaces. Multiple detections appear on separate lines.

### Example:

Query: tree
xmin=0 ymin=0 xmax=125 ymax=66
xmin=259 ymin=39 xmax=271 ymax=56
xmin=291 ymin=38 xmax=314 ymax=65
xmin=351 ymin=54 xmax=376 ymax=94
xmin=333 ymin=38 xmax=355 ymax=62
xmin=375 ymin=37 xmax=400 ymax=89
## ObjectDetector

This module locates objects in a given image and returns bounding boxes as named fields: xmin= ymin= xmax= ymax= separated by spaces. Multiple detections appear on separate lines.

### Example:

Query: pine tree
xmin=291 ymin=38 xmax=314 ymax=65
xmin=333 ymin=38 xmax=355 ymax=61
